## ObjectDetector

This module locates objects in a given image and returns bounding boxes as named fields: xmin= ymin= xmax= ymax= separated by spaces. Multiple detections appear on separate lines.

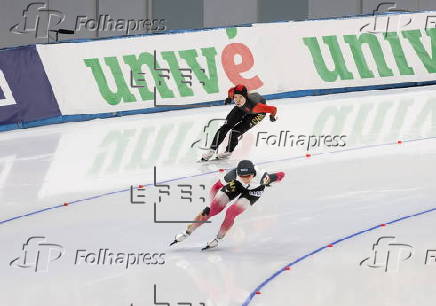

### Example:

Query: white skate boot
xmin=169 ymin=230 xmax=190 ymax=246
xmin=216 ymin=151 xmax=232 ymax=160
xmin=201 ymin=237 xmax=221 ymax=251
xmin=201 ymin=149 xmax=215 ymax=161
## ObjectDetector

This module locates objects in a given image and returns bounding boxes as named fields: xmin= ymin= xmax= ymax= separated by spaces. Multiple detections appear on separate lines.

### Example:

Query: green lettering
xmin=344 ymin=33 xmax=393 ymax=78
xmin=402 ymin=29 xmax=436 ymax=73
xmin=84 ymin=57 xmax=136 ymax=105
xmin=178 ymin=48 xmax=219 ymax=93
xmin=303 ymin=36 xmax=353 ymax=82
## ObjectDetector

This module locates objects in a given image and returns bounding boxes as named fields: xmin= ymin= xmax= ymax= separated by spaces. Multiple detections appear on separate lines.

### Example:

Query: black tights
xmin=210 ymin=107 xmax=265 ymax=152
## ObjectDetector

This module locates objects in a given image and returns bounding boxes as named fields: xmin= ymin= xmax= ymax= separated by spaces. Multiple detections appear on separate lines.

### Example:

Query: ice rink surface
xmin=1 ymin=85 xmax=436 ymax=306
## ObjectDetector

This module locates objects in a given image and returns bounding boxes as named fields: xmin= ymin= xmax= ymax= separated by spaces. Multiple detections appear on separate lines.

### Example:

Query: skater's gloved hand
xmin=261 ymin=174 xmax=271 ymax=186
xmin=266 ymin=172 xmax=285 ymax=185
xmin=275 ymin=172 xmax=285 ymax=182
xmin=269 ymin=114 xmax=277 ymax=122
xmin=224 ymin=97 xmax=233 ymax=105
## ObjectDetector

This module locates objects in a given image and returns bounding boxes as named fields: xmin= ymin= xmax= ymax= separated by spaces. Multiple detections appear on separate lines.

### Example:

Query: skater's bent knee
xmin=230 ymin=129 xmax=242 ymax=136
xmin=226 ymin=205 xmax=244 ymax=218
xmin=219 ymin=124 xmax=232 ymax=132
xmin=201 ymin=207 xmax=210 ymax=216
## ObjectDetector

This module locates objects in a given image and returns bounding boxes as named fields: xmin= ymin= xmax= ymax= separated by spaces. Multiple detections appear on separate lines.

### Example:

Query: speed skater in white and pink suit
xmin=170 ymin=160 xmax=285 ymax=250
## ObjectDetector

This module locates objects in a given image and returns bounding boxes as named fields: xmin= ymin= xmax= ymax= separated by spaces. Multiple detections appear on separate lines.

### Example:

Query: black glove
xmin=261 ymin=174 xmax=271 ymax=187
xmin=269 ymin=114 xmax=277 ymax=122
xmin=224 ymin=97 xmax=233 ymax=105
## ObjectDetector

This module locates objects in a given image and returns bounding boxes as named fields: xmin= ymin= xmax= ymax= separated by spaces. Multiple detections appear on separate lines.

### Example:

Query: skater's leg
xmin=226 ymin=129 xmax=243 ymax=153
xmin=185 ymin=208 xmax=211 ymax=234
xmin=209 ymin=190 xmax=230 ymax=216
xmin=217 ymin=198 xmax=251 ymax=239
xmin=209 ymin=179 xmax=224 ymax=201
xmin=210 ymin=107 xmax=244 ymax=150
xmin=186 ymin=191 xmax=230 ymax=234
xmin=210 ymin=123 xmax=231 ymax=151
xmin=226 ymin=113 xmax=266 ymax=152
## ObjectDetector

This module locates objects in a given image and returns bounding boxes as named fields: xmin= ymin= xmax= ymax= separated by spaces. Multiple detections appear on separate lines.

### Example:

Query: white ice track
xmin=1 ymin=86 xmax=436 ymax=306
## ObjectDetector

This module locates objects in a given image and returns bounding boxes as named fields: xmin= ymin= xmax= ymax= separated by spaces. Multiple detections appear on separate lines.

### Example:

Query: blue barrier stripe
xmin=242 ymin=207 xmax=436 ymax=305
xmin=2 ymin=80 xmax=436 ymax=133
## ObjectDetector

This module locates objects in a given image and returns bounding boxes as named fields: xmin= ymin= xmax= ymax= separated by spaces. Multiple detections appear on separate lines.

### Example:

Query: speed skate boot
xmin=201 ymin=237 xmax=221 ymax=251
xmin=201 ymin=149 xmax=215 ymax=161
xmin=169 ymin=230 xmax=190 ymax=246
xmin=216 ymin=151 xmax=232 ymax=160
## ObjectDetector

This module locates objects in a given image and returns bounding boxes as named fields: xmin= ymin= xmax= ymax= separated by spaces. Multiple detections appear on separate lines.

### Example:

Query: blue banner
xmin=0 ymin=45 xmax=60 ymax=127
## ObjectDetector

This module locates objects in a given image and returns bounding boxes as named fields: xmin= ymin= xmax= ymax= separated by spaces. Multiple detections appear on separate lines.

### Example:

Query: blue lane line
xmin=1 ymin=135 xmax=435 ymax=226
xmin=0 ymin=215 xmax=24 ymax=224
xmin=24 ymin=207 xmax=55 ymax=216
xmin=242 ymin=208 xmax=436 ymax=305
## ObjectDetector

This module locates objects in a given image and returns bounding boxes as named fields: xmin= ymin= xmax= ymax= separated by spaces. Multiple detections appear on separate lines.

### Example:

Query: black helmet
xmin=236 ymin=160 xmax=256 ymax=176
xmin=233 ymin=84 xmax=248 ymax=98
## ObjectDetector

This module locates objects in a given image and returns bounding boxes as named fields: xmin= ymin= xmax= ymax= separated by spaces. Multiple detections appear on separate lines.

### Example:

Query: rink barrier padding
xmin=2 ymin=10 xmax=436 ymax=132
xmin=2 ymin=78 xmax=436 ymax=132
xmin=0 ymin=45 xmax=61 ymax=128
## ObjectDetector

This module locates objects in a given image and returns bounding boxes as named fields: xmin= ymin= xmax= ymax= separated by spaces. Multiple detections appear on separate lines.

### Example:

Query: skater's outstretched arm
xmin=251 ymin=103 xmax=278 ymax=122
xmin=260 ymin=171 xmax=285 ymax=186
xmin=251 ymin=103 xmax=277 ymax=116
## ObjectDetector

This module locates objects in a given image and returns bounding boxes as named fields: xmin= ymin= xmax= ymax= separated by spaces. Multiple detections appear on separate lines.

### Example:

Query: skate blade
xmin=169 ymin=240 xmax=179 ymax=246
xmin=198 ymin=157 xmax=218 ymax=163
xmin=201 ymin=244 xmax=218 ymax=251
xmin=215 ymin=154 xmax=231 ymax=160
